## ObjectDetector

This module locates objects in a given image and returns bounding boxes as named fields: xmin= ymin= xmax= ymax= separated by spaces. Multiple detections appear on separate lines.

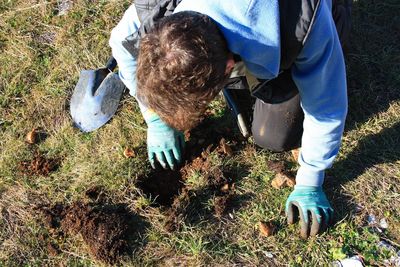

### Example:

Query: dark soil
xmin=136 ymin=169 xmax=184 ymax=206
xmin=164 ymin=188 xmax=191 ymax=232
xmin=266 ymin=159 xmax=297 ymax=182
xmin=162 ymin=140 xmax=236 ymax=231
xmin=40 ymin=201 xmax=143 ymax=264
xmin=19 ymin=151 xmax=60 ymax=176
xmin=266 ymin=160 xmax=286 ymax=173
xmin=136 ymin=116 xmax=244 ymax=231
xmin=47 ymin=242 xmax=60 ymax=256
xmin=183 ymin=115 xmax=242 ymax=162
xmin=214 ymin=195 xmax=231 ymax=218
xmin=85 ymin=185 xmax=106 ymax=203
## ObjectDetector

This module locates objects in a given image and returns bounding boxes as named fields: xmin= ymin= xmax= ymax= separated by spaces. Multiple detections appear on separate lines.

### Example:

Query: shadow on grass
xmin=325 ymin=0 xmax=400 ymax=220
xmin=326 ymin=121 xmax=400 ymax=220
xmin=345 ymin=0 xmax=400 ymax=132
xmin=182 ymin=163 xmax=254 ymax=227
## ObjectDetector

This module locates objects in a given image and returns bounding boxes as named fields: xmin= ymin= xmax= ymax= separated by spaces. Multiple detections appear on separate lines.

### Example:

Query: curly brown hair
xmin=136 ymin=11 xmax=229 ymax=131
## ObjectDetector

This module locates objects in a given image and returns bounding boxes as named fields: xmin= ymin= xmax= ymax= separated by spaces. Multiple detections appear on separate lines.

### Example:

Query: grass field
xmin=1 ymin=0 xmax=399 ymax=266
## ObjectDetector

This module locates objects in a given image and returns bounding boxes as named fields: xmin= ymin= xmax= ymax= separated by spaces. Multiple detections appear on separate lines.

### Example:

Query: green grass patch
xmin=0 ymin=0 xmax=399 ymax=266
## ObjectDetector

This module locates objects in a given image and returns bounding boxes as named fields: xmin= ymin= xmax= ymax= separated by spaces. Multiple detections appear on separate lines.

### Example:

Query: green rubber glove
xmin=285 ymin=185 xmax=333 ymax=239
xmin=145 ymin=112 xmax=185 ymax=170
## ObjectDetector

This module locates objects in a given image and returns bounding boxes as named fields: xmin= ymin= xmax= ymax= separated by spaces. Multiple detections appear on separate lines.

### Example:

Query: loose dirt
xmin=19 ymin=151 xmax=60 ymax=176
xmin=40 ymin=201 xmax=141 ymax=264
xmin=164 ymin=138 xmax=236 ymax=230
xmin=135 ymin=117 xmax=242 ymax=231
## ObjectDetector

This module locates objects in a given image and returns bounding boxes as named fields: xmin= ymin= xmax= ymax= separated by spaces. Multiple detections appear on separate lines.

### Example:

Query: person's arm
xmin=292 ymin=0 xmax=348 ymax=187
xmin=286 ymin=0 xmax=347 ymax=238
xmin=109 ymin=4 xmax=141 ymax=98
xmin=109 ymin=5 xmax=184 ymax=170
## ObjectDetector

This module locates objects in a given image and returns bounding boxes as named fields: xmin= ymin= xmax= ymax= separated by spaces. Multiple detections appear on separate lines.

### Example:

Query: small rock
xmin=367 ymin=214 xmax=377 ymax=225
xmin=263 ymin=251 xmax=274 ymax=258
xmin=379 ymin=218 xmax=388 ymax=229
xmin=57 ymin=0 xmax=73 ymax=16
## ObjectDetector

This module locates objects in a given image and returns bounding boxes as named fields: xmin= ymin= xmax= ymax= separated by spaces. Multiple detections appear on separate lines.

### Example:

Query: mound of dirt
xmin=41 ymin=201 xmax=139 ymax=264
xmin=19 ymin=151 xmax=59 ymax=176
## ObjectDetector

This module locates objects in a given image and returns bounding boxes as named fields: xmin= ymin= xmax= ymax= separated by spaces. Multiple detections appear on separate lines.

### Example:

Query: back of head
xmin=136 ymin=11 xmax=229 ymax=131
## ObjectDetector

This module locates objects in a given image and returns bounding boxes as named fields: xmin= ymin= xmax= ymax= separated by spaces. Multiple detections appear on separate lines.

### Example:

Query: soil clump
xmin=40 ymin=201 xmax=141 ymax=264
xmin=19 ymin=151 xmax=60 ymax=176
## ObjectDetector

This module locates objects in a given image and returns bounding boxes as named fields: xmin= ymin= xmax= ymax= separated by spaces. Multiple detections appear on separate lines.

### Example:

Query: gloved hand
xmin=145 ymin=112 xmax=185 ymax=170
xmin=285 ymin=185 xmax=333 ymax=239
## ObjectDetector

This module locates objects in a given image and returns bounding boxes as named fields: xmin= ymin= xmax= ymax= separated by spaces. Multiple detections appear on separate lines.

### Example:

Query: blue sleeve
xmin=291 ymin=0 xmax=348 ymax=186
xmin=109 ymin=4 xmax=141 ymax=97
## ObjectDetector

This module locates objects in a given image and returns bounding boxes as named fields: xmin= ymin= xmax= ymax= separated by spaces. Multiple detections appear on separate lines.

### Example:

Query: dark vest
xmin=122 ymin=0 xmax=321 ymax=71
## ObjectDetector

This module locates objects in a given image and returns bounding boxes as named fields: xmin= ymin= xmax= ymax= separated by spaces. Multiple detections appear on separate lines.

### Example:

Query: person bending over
xmin=109 ymin=0 xmax=351 ymax=238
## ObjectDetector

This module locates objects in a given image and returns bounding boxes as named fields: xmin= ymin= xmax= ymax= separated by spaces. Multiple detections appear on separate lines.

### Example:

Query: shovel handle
xmin=105 ymin=57 xmax=118 ymax=72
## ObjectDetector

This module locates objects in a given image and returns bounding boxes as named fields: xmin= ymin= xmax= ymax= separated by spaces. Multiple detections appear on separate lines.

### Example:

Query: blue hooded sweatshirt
xmin=109 ymin=0 xmax=348 ymax=187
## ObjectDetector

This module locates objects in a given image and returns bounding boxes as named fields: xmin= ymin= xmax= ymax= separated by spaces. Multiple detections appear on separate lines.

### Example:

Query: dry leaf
xmin=271 ymin=173 xmax=296 ymax=189
xmin=220 ymin=138 xmax=233 ymax=156
xmin=26 ymin=128 xmax=38 ymax=144
xmin=201 ymin=144 xmax=214 ymax=159
xmin=291 ymin=148 xmax=300 ymax=163
xmin=285 ymin=177 xmax=296 ymax=187
xmin=271 ymin=173 xmax=287 ymax=189
xmin=259 ymin=221 xmax=275 ymax=237
xmin=123 ymin=148 xmax=135 ymax=158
